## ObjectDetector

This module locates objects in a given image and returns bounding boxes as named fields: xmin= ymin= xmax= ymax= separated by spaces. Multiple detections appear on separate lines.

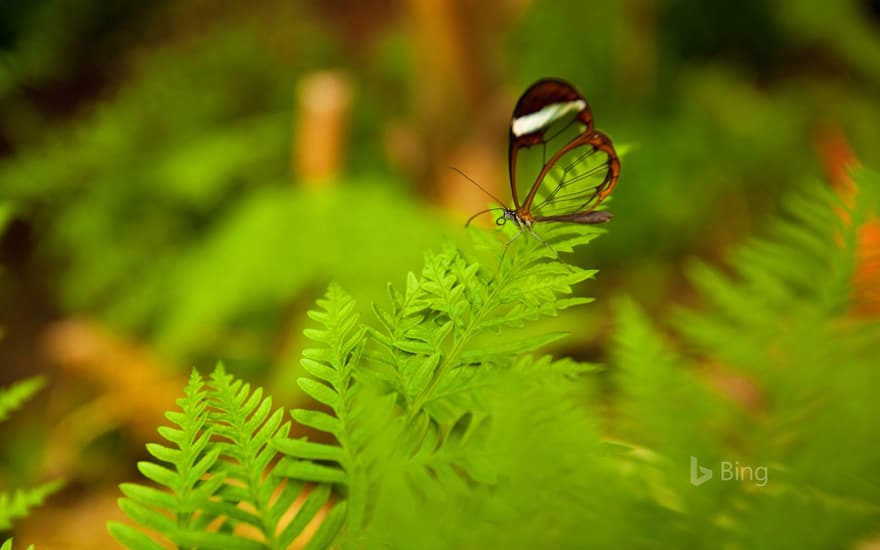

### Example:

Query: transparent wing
xmin=508 ymin=79 xmax=618 ymax=221
xmin=529 ymin=139 xmax=614 ymax=219
xmin=512 ymin=114 xmax=617 ymax=219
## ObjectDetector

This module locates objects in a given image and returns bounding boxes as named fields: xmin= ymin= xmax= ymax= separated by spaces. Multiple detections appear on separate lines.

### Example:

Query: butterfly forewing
xmin=508 ymin=78 xmax=619 ymax=223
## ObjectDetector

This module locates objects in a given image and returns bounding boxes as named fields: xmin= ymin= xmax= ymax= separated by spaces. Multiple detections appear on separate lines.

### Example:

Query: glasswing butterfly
xmin=465 ymin=78 xmax=620 ymax=246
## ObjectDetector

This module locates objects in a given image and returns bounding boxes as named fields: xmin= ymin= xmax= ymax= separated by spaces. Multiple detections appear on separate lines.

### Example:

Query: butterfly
xmin=465 ymin=78 xmax=620 ymax=243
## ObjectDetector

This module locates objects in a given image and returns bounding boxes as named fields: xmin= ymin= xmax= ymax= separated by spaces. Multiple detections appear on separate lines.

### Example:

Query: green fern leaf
xmin=0 ymin=376 xmax=46 ymax=424
xmin=275 ymin=283 xmax=377 ymax=540
xmin=110 ymin=370 xmax=220 ymax=547
xmin=604 ymin=172 xmax=880 ymax=547
xmin=276 ymin=484 xmax=330 ymax=547
xmin=205 ymin=365 xmax=302 ymax=548
xmin=0 ymin=480 xmax=63 ymax=532
xmin=111 ymin=366 xmax=321 ymax=549
xmin=0 ymin=375 xmax=61 ymax=534
xmin=0 ymin=539 xmax=35 ymax=550
xmin=303 ymin=502 xmax=347 ymax=550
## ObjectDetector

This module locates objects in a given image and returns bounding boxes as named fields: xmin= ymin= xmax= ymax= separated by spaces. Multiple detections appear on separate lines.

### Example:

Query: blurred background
xmin=1 ymin=0 xmax=879 ymax=546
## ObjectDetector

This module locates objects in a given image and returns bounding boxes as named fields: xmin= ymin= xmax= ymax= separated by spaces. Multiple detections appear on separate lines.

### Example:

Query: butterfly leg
xmin=496 ymin=228 xmax=523 ymax=268
xmin=526 ymin=227 xmax=558 ymax=259
xmin=487 ymin=227 xmax=526 ymax=282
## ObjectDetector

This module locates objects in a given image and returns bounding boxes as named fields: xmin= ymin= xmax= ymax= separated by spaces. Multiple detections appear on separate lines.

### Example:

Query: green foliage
xmin=607 ymin=170 xmax=880 ymax=547
xmin=0 ymin=537 xmax=34 ymax=550
xmin=0 ymin=376 xmax=62 ymax=535
xmin=273 ymin=283 xmax=364 ymax=535
xmin=111 ymin=222 xmax=609 ymax=548
xmin=366 ymin=222 xmax=600 ymax=418
xmin=153 ymin=184 xmax=444 ymax=357
xmin=113 ymin=170 xmax=880 ymax=548
xmin=0 ymin=480 xmax=63 ymax=533
xmin=272 ymin=221 xmax=625 ymax=547
xmin=0 ymin=376 xmax=45 ymax=424
xmin=0 ymin=20 xmax=441 ymax=371
xmin=109 ymin=366 xmax=323 ymax=549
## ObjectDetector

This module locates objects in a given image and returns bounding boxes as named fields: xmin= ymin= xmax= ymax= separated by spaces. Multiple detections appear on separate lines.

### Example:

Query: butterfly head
xmin=496 ymin=208 xmax=533 ymax=229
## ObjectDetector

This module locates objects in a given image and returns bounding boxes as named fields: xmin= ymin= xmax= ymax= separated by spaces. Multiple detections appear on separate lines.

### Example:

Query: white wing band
xmin=511 ymin=99 xmax=586 ymax=137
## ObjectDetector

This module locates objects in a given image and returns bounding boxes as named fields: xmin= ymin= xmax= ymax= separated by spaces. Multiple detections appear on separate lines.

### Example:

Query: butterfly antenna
xmin=448 ymin=166 xmax=507 ymax=206
xmin=465 ymin=207 xmax=505 ymax=227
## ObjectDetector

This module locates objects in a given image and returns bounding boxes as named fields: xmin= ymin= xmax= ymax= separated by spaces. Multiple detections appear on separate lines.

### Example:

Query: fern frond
xmin=605 ymin=172 xmax=880 ymax=548
xmin=0 ymin=480 xmax=63 ymax=532
xmin=274 ymin=283 xmax=375 ymax=541
xmin=274 ymin=225 xmax=606 ymax=545
xmin=0 ymin=375 xmax=62 ymax=537
xmin=0 ymin=376 xmax=46 ymax=424
xmin=111 ymin=367 xmax=322 ymax=549
xmin=370 ymin=226 xmax=600 ymax=422
xmin=109 ymin=369 xmax=224 ymax=548
xmin=111 ymin=217 xmax=605 ymax=548
xmin=0 ymin=538 xmax=34 ymax=550
xmin=360 ymin=347 xmax=615 ymax=549
xmin=674 ymin=180 xmax=863 ymax=368
xmin=205 ymin=365 xmax=303 ymax=549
